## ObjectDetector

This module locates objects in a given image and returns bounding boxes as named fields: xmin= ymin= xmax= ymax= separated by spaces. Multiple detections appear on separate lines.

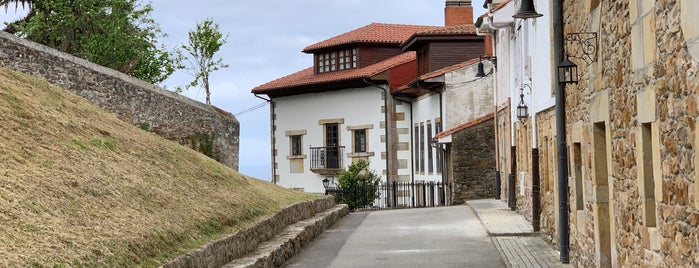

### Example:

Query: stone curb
xmin=161 ymin=197 xmax=339 ymax=268
xmin=222 ymin=204 xmax=349 ymax=268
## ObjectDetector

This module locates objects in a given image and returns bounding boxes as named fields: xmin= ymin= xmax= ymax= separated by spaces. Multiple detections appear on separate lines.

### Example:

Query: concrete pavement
xmin=467 ymin=199 xmax=571 ymax=268
xmin=284 ymin=206 xmax=506 ymax=268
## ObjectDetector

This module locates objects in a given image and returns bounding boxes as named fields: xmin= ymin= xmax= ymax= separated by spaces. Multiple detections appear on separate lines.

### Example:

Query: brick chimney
xmin=445 ymin=0 xmax=474 ymax=26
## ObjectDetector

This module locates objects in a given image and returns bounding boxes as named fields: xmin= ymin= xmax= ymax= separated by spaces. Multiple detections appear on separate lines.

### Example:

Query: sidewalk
xmin=467 ymin=199 xmax=571 ymax=268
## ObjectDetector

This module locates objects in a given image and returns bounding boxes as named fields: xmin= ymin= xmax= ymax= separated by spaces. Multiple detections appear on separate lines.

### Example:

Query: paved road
xmin=284 ymin=206 xmax=506 ymax=268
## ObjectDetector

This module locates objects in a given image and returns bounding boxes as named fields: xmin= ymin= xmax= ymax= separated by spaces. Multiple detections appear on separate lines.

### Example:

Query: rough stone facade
xmin=0 ymin=31 xmax=239 ymax=170
xmin=450 ymin=117 xmax=496 ymax=204
xmin=533 ymin=108 xmax=559 ymax=248
xmin=496 ymin=107 xmax=511 ymax=202
xmin=562 ymin=0 xmax=699 ymax=267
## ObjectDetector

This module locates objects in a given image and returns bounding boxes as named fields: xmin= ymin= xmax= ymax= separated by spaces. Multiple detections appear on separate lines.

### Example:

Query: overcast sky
xmin=2 ymin=1 xmax=486 ymax=180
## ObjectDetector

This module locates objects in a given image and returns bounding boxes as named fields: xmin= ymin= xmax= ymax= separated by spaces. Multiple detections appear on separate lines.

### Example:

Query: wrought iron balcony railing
xmin=310 ymin=146 xmax=344 ymax=174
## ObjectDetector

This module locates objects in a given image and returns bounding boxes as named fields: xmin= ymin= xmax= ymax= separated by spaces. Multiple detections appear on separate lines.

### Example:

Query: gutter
xmin=362 ymin=79 xmax=392 ymax=190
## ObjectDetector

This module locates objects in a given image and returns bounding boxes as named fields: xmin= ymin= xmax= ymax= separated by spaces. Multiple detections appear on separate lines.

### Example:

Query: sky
xmin=1 ymin=1 xmax=486 ymax=181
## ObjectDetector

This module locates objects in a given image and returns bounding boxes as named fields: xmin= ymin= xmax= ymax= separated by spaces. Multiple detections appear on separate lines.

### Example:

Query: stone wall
xmin=162 ymin=196 xmax=346 ymax=267
xmin=0 ymin=31 xmax=239 ymax=170
xmin=534 ymin=108 xmax=559 ymax=248
xmin=514 ymin=119 xmax=533 ymax=222
xmin=450 ymin=117 xmax=496 ymax=204
xmin=563 ymin=0 xmax=699 ymax=267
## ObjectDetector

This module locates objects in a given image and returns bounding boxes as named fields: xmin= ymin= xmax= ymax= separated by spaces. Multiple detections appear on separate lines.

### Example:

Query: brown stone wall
xmin=563 ymin=0 xmax=699 ymax=267
xmin=0 ymin=31 xmax=240 ymax=170
xmin=496 ymin=108 xmax=511 ymax=201
xmin=535 ymin=108 xmax=559 ymax=246
xmin=514 ymin=119 xmax=533 ymax=222
xmin=450 ymin=117 xmax=496 ymax=204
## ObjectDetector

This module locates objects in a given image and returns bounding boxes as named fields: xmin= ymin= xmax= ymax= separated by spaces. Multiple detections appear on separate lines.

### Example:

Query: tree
xmin=177 ymin=18 xmax=228 ymax=105
xmin=3 ymin=0 xmax=176 ymax=84
xmin=336 ymin=159 xmax=381 ymax=210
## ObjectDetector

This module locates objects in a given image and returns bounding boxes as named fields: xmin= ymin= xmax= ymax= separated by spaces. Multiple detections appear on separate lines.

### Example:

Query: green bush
xmin=336 ymin=159 xmax=380 ymax=210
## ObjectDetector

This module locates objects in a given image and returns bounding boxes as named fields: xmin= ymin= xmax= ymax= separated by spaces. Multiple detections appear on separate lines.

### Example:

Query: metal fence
xmin=325 ymin=181 xmax=449 ymax=211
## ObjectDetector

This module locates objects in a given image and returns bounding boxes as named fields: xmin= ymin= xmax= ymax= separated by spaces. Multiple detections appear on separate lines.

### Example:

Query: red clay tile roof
xmin=435 ymin=112 xmax=495 ymax=139
xmin=303 ymin=23 xmax=440 ymax=53
xmin=411 ymin=24 xmax=478 ymax=36
xmin=252 ymin=52 xmax=417 ymax=95
xmin=392 ymin=58 xmax=481 ymax=93
xmin=401 ymin=24 xmax=481 ymax=50
xmin=419 ymin=58 xmax=481 ymax=80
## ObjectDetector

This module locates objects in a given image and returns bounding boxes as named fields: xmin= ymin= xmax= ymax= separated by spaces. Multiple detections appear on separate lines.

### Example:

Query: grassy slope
xmin=0 ymin=67 xmax=319 ymax=267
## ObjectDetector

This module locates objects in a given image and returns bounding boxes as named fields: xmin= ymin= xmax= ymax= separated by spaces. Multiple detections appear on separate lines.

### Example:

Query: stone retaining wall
xmin=0 ymin=31 xmax=239 ymax=170
xmin=162 ymin=196 xmax=338 ymax=268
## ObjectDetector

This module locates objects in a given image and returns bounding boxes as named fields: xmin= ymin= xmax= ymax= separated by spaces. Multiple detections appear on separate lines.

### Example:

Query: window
xmin=415 ymin=125 xmax=420 ymax=173
xmin=354 ymin=129 xmax=367 ymax=152
xmin=291 ymin=135 xmax=302 ymax=156
xmin=640 ymin=123 xmax=656 ymax=227
xmin=427 ymin=122 xmax=433 ymax=173
xmin=316 ymin=49 xmax=357 ymax=74
xmin=435 ymin=121 xmax=443 ymax=173
xmin=420 ymin=124 xmax=425 ymax=173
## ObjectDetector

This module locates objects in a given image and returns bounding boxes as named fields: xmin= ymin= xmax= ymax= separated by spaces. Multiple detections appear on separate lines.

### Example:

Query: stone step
xmin=222 ymin=204 xmax=348 ymax=268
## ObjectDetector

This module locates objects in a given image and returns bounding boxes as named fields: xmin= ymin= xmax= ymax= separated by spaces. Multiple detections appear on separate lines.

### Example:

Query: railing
xmin=325 ymin=181 xmax=449 ymax=211
xmin=310 ymin=146 xmax=344 ymax=173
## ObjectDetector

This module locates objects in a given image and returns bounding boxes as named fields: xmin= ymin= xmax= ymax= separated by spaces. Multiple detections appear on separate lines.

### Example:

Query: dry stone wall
xmin=450 ymin=117 xmax=496 ymax=204
xmin=0 ymin=31 xmax=239 ymax=170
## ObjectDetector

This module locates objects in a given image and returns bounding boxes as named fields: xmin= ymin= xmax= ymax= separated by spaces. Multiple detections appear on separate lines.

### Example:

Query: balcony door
xmin=325 ymin=123 xmax=339 ymax=168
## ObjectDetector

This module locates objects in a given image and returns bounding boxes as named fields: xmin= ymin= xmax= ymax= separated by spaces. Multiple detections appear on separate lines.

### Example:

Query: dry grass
xmin=0 ymin=67 xmax=319 ymax=267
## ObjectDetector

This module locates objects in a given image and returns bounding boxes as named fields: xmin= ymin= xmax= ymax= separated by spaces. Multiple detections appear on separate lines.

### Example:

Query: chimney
xmin=445 ymin=0 xmax=474 ymax=26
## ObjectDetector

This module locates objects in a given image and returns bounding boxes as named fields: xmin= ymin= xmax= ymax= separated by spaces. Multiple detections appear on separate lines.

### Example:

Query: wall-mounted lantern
xmin=476 ymin=56 xmax=498 ymax=77
xmin=513 ymin=0 xmax=543 ymax=19
xmin=516 ymin=84 xmax=532 ymax=120
xmin=557 ymin=57 xmax=578 ymax=85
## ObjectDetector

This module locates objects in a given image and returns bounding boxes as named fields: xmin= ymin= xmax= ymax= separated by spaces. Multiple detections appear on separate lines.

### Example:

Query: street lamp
xmin=513 ymin=0 xmax=543 ymax=19
xmin=475 ymin=56 xmax=497 ymax=78
xmin=322 ymin=178 xmax=330 ymax=188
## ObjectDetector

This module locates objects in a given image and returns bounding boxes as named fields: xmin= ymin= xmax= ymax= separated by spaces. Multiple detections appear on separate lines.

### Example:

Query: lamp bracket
xmin=564 ymin=32 xmax=597 ymax=64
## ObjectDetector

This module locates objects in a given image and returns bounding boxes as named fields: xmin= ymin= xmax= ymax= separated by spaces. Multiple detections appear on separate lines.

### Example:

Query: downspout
xmin=478 ymin=15 xmax=514 ymax=201
xmin=553 ymin=0 xmax=570 ymax=263
xmin=362 ymin=79 xmax=392 ymax=192
xmin=394 ymin=95 xmax=415 ymax=206
xmin=255 ymin=94 xmax=275 ymax=184
xmin=420 ymin=80 xmax=446 ymax=204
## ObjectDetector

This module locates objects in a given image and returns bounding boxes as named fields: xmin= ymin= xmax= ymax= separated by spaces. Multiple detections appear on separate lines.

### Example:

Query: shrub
xmin=336 ymin=159 xmax=380 ymax=210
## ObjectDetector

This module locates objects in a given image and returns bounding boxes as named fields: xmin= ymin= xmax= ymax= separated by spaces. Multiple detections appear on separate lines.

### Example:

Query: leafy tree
xmin=177 ymin=18 xmax=228 ymax=105
xmin=336 ymin=159 xmax=381 ymax=210
xmin=3 ymin=0 xmax=176 ymax=84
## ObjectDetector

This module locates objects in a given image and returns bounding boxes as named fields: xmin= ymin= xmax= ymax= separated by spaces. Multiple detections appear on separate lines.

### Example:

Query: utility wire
xmin=234 ymin=101 xmax=268 ymax=116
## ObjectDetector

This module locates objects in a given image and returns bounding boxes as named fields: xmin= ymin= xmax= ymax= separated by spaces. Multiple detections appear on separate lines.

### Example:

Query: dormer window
xmin=316 ymin=49 xmax=357 ymax=74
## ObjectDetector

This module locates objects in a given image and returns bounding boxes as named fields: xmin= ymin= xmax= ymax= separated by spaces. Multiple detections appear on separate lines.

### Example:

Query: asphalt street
xmin=284 ymin=206 xmax=506 ymax=268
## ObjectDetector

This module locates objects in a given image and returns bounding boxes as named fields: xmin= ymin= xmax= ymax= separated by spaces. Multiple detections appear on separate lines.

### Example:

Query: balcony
xmin=310 ymin=146 xmax=344 ymax=175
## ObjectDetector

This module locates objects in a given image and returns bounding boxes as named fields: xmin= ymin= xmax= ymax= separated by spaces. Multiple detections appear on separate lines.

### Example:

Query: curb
xmin=223 ymin=204 xmax=349 ymax=268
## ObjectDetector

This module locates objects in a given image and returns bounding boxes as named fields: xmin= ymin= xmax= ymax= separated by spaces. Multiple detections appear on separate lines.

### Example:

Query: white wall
xmin=412 ymin=93 xmax=442 ymax=182
xmin=273 ymin=86 xmax=386 ymax=193
xmin=444 ymin=61 xmax=494 ymax=129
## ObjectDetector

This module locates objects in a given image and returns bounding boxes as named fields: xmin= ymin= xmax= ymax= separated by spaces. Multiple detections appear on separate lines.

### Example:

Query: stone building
xmin=563 ymin=0 xmax=699 ymax=267
xmin=479 ymin=0 xmax=699 ymax=267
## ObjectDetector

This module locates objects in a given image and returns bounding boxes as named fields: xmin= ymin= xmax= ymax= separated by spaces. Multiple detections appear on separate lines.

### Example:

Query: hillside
xmin=0 ymin=67 xmax=319 ymax=267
